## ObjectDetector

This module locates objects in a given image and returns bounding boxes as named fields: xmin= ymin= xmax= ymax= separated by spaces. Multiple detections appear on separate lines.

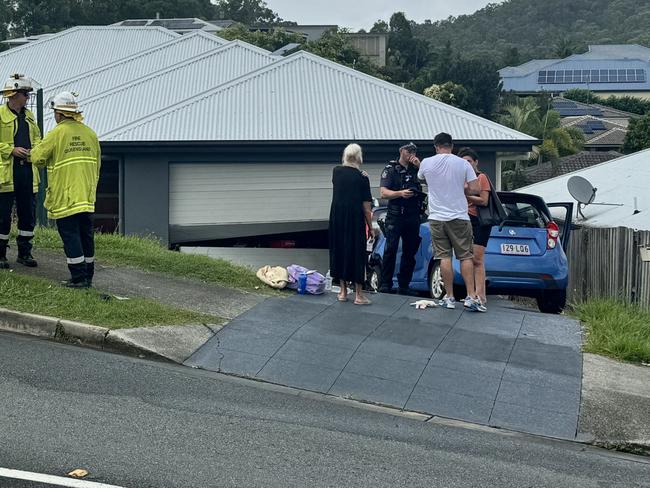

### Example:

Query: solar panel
xmin=537 ymin=68 xmax=647 ymax=84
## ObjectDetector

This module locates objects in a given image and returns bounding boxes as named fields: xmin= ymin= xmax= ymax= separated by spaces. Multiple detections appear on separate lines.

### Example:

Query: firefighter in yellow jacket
xmin=0 ymin=74 xmax=42 ymax=268
xmin=30 ymin=92 xmax=101 ymax=288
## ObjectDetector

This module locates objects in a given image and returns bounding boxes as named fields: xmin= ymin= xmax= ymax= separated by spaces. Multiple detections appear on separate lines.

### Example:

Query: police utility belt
xmin=387 ymin=203 xmax=420 ymax=216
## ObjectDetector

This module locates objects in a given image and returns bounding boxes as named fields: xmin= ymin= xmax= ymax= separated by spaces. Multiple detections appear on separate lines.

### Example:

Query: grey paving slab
xmin=284 ymin=291 xmax=339 ymax=306
xmin=370 ymin=319 xmax=450 ymax=349
xmin=329 ymin=371 xmax=415 ymax=407
xmin=406 ymin=385 xmax=494 ymax=424
xmin=303 ymin=307 xmax=387 ymax=335
xmin=490 ymin=401 xmax=579 ymax=440
xmin=428 ymin=351 xmax=507 ymax=378
xmin=357 ymin=293 xmax=410 ymax=315
xmin=207 ymin=327 xmax=289 ymax=358
xmin=416 ymin=365 xmax=502 ymax=400
xmin=273 ymin=339 xmax=355 ymax=370
xmin=496 ymin=380 xmax=580 ymax=415
xmin=453 ymin=312 xmax=523 ymax=338
xmin=236 ymin=297 xmax=328 ymax=326
xmin=291 ymin=326 xmax=368 ymax=350
xmin=257 ymin=357 xmax=340 ymax=392
xmin=356 ymin=336 xmax=433 ymax=364
xmin=502 ymin=364 xmax=582 ymax=393
xmin=342 ymin=352 xmax=426 ymax=385
xmin=436 ymin=335 xmax=514 ymax=363
xmin=509 ymin=338 xmax=582 ymax=377
xmin=390 ymin=302 xmax=463 ymax=326
xmin=519 ymin=313 xmax=583 ymax=350
xmin=185 ymin=347 xmax=268 ymax=376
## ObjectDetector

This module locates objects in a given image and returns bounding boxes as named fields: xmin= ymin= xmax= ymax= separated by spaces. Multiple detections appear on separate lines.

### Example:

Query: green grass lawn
xmin=573 ymin=299 xmax=650 ymax=364
xmin=32 ymin=226 xmax=268 ymax=292
xmin=0 ymin=272 xmax=219 ymax=330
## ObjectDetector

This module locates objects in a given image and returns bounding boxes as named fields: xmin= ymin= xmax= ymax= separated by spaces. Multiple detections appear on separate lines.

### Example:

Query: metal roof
xmin=104 ymin=51 xmax=536 ymax=143
xmin=500 ymin=44 xmax=650 ymax=93
xmin=44 ymin=31 xmax=227 ymax=103
xmin=0 ymin=26 xmax=178 ymax=88
xmin=112 ymin=18 xmax=224 ymax=33
xmin=45 ymin=41 xmax=276 ymax=136
xmin=518 ymin=148 xmax=650 ymax=230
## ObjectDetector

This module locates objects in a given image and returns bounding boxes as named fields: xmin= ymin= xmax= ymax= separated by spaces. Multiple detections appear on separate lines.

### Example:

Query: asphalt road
xmin=1 ymin=331 xmax=648 ymax=488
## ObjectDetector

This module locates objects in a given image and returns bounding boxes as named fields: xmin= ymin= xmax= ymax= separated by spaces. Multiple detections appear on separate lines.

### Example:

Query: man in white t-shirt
xmin=418 ymin=132 xmax=483 ymax=311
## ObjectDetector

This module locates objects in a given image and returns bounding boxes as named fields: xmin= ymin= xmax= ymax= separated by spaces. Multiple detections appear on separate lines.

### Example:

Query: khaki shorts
xmin=429 ymin=219 xmax=474 ymax=260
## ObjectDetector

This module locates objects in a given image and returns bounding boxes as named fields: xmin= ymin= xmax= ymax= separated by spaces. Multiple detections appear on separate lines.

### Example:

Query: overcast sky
xmin=267 ymin=0 xmax=499 ymax=31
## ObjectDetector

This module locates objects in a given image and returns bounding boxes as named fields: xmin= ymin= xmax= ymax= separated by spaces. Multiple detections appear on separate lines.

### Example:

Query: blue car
xmin=368 ymin=192 xmax=573 ymax=314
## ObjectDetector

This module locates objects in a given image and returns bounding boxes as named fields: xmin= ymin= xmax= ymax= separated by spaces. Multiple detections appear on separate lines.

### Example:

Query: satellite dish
xmin=567 ymin=175 xmax=623 ymax=220
xmin=568 ymin=176 xmax=596 ymax=205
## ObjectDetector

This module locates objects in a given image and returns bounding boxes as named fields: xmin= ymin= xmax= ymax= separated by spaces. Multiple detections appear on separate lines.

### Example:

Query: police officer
xmin=379 ymin=142 xmax=423 ymax=294
xmin=31 ymin=92 xmax=101 ymax=288
xmin=0 ymin=74 xmax=42 ymax=268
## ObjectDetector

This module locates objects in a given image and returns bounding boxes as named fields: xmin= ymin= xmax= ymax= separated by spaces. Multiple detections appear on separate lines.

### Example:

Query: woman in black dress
xmin=329 ymin=143 xmax=373 ymax=305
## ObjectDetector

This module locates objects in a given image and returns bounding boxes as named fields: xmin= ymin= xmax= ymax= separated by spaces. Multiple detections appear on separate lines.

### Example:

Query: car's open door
xmin=546 ymin=202 xmax=574 ymax=252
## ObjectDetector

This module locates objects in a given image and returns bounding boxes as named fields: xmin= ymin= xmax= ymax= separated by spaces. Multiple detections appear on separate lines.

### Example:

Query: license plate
xmin=500 ymin=243 xmax=531 ymax=255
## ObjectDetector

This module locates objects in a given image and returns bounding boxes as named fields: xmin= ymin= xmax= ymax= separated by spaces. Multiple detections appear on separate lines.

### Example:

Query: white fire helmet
xmin=49 ymin=91 xmax=82 ymax=114
xmin=2 ymin=74 xmax=34 ymax=97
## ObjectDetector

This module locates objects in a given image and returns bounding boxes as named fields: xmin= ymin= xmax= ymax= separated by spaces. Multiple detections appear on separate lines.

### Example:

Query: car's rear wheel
xmin=428 ymin=260 xmax=445 ymax=299
xmin=536 ymin=289 xmax=567 ymax=314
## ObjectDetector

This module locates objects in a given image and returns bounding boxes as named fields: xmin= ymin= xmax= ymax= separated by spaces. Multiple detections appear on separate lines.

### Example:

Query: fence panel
xmin=566 ymin=226 xmax=650 ymax=307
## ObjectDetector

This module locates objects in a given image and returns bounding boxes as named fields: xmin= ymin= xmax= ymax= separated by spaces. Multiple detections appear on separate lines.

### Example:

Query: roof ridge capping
xmin=0 ymin=25 xmax=179 ymax=59
xmin=49 ymin=38 xmax=275 ymax=110
xmin=103 ymin=50 xmax=537 ymax=141
xmin=45 ymin=30 xmax=226 ymax=94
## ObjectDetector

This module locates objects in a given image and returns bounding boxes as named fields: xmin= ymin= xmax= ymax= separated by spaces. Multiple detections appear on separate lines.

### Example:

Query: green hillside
xmin=413 ymin=0 xmax=650 ymax=67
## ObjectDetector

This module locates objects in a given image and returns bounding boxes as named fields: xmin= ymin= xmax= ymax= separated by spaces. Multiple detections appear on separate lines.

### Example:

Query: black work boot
xmin=85 ymin=261 xmax=95 ymax=287
xmin=17 ymin=236 xmax=37 ymax=267
xmin=63 ymin=263 xmax=89 ymax=289
xmin=0 ymin=240 xmax=9 ymax=269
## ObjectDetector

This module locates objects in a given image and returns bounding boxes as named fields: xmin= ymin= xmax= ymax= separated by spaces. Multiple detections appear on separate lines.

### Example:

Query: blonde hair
xmin=342 ymin=143 xmax=363 ymax=167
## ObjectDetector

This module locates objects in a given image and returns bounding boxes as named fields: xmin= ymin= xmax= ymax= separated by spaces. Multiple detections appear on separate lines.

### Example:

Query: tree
xmin=563 ymin=89 xmax=598 ymax=104
xmin=303 ymin=28 xmax=383 ymax=78
xmin=499 ymin=97 xmax=541 ymax=135
xmin=553 ymin=37 xmax=576 ymax=58
xmin=423 ymin=81 xmax=469 ymax=110
xmin=217 ymin=23 xmax=304 ymax=51
xmin=622 ymin=114 xmax=650 ymax=153
xmin=501 ymin=46 xmax=520 ymax=67
xmin=369 ymin=20 xmax=388 ymax=33
xmin=213 ymin=0 xmax=281 ymax=25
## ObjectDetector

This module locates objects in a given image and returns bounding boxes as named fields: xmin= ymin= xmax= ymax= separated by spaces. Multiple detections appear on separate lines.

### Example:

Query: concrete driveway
xmin=186 ymin=292 xmax=583 ymax=439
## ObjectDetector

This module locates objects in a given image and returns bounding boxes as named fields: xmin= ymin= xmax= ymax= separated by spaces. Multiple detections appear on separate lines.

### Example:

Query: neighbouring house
xmin=551 ymin=97 xmax=640 ymax=152
xmin=518 ymin=148 xmax=650 ymax=306
xmin=1 ymin=25 xmax=536 ymax=246
xmin=500 ymin=44 xmax=650 ymax=99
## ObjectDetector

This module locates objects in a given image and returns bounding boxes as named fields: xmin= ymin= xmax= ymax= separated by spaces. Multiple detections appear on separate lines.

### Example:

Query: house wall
xmin=108 ymin=142 xmax=510 ymax=246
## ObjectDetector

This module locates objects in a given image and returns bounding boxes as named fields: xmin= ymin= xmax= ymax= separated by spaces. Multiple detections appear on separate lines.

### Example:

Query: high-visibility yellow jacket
xmin=0 ymin=104 xmax=42 ymax=193
xmin=30 ymin=119 xmax=101 ymax=220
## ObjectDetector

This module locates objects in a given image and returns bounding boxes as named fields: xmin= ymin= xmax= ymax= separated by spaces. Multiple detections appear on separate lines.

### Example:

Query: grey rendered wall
xmin=122 ymin=155 xmax=169 ymax=245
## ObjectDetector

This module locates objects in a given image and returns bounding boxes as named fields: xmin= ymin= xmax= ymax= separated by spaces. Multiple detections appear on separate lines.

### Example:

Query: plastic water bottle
xmin=325 ymin=270 xmax=332 ymax=291
xmin=298 ymin=272 xmax=307 ymax=295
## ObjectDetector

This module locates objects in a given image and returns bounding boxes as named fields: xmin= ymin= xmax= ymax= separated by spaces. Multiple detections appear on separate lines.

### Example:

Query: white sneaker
xmin=439 ymin=296 xmax=456 ymax=309
xmin=464 ymin=296 xmax=486 ymax=313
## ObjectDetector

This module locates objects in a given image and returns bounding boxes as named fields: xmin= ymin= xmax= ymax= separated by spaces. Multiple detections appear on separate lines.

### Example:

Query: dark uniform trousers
xmin=380 ymin=210 xmax=422 ymax=291
xmin=0 ymin=161 xmax=36 ymax=258
xmin=56 ymin=212 xmax=95 ymax=284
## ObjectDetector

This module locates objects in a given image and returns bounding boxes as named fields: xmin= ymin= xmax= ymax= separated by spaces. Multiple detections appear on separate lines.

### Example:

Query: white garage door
xmin=169 ymin=163 xmax=385 ymax=228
